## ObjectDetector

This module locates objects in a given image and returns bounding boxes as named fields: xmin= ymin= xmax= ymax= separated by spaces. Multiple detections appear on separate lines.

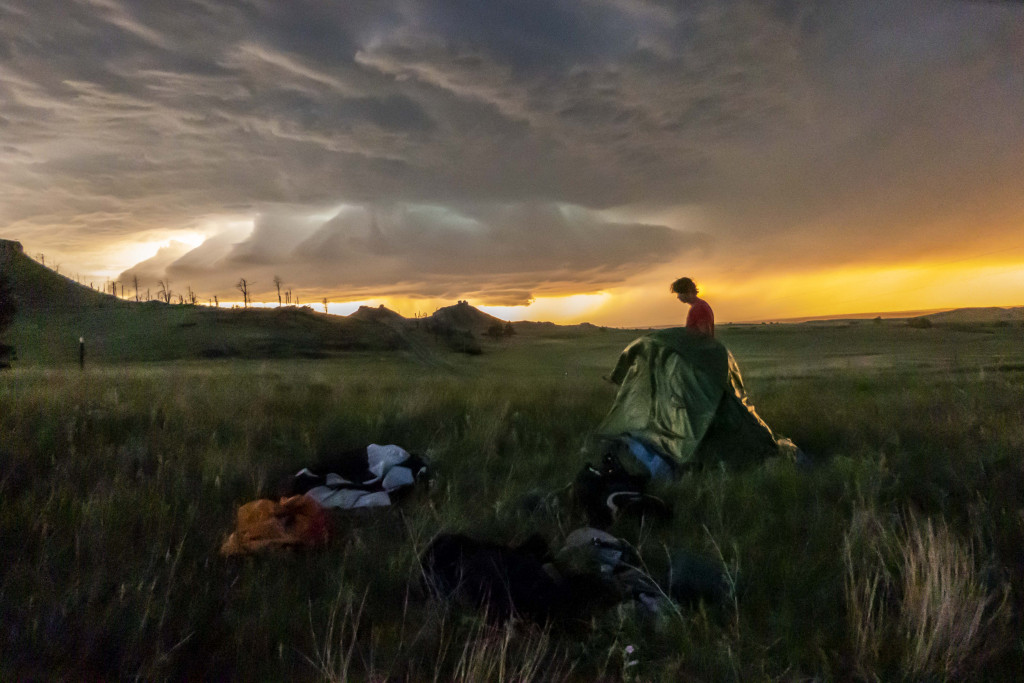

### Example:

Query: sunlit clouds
xmin=119 ymin=202 xmax=705 ymax=307
xmin=1 ymin=0 xmax=1022 ymax=323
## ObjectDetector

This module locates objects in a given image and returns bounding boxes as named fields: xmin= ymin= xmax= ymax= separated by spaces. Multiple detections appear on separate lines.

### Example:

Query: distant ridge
xmin=913 ymin=306 xmax=1024 ymax=324
xmin=347 ymin=304 xmax=422 ymax=345
xmin=349 ymin=304 xmax=407 ymax=325
xmin=734 ymin=306 xmax=1023 ymax=325
xmin=426 ymin=300 xmax=507 ymax=334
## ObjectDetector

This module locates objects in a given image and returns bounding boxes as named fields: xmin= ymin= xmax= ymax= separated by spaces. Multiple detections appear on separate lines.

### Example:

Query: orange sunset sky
xmin=2 ymin=1 xmax=1022 ymax=325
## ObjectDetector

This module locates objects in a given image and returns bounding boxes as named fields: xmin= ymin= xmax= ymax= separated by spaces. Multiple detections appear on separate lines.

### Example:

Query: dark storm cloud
xmin=2 ymin=0 xmax=1022 ymax=297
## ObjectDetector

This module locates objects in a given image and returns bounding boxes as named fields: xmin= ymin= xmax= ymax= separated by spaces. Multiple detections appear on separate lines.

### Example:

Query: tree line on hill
xmin=485 ymin=322 xmax=516 ymax=339
xmin=23 ymin=250 xmax=319 ymax=310
xmin=32 ymin=251 xmax=321 ymax=312
xmin=2 ymin=247 xmax=523 ymax=362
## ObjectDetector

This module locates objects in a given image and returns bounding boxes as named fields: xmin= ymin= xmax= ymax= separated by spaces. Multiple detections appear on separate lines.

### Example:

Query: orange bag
xmin=220 ymin=495 xmax=331 ymax=556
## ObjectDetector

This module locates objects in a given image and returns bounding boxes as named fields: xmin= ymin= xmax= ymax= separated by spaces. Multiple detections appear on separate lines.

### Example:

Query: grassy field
xmin=2 ymin=322 xmax=1023 ymax=681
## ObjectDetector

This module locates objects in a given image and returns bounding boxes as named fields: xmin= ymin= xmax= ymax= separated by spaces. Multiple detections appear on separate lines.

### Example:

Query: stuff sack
xmin=220 ymin=495 xmax=331 ymax=556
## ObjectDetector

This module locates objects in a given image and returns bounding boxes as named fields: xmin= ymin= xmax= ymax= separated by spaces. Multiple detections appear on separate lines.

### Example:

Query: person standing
xmin=671 ymin=277 xmax=714 ymax=337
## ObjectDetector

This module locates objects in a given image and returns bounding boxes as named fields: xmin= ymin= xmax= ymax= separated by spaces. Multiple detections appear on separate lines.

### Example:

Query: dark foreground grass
xmin=2 ymin=343 xmax=1023 ymax=680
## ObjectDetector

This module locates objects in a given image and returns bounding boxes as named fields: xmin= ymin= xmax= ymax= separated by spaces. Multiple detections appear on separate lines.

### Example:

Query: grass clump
xmin=844 ymin=507 xmax=1011 ymax=680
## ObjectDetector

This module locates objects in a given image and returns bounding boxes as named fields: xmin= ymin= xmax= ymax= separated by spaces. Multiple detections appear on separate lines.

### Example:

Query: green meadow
xmin=2 ymin=321 xmax=1023 ymax=681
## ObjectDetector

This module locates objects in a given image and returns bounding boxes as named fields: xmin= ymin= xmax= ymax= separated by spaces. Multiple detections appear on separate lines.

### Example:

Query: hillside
xmin=424 ymin=300 xmax=507 ymax=335
xmin=1 ymin=239 xmax=113 ymax=311
xmin=1 ymin=241 xmax=416 ymax=363
xmin=1 ymin=241 xmax=614 ymax=364
xmin=349 ymin=304 xmax=408 ymax=327
xmin=912 ymin=306 xmax=1024 ymax=324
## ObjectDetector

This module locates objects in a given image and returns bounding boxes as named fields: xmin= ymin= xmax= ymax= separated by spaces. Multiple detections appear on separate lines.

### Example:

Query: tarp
xmin=597 ymin=328 xmax=778 ymax=469
xmin=282 ymin=444 xmax=428 ymax=509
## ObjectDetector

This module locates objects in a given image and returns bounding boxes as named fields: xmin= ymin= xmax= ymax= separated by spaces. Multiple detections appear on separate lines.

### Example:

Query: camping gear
xmin=668 ymin=548 xmax=732 ymax=606
xmin=220 ymin=495 xmax=331 ymax=556
xmin=557 ymin=527 xmax=636 ymax=575
xmin=558 ymin=528 xmax=732 ymax=614
xmin=622 ymin=436 xmax=674 ymax=479
xmin=419 ymin=528 xmax=729 ymax=623
xmin=573 ymin=452 xmax=671 ymax=529
xmin=281 ymin=444 xmax=429 ymax=509
xmin=420 ymin=533 xmax=562 ymax=622
xmin=557 ymin=527 xmax=671 ymax=616
xmin=597 ymin=328 xmax=778 ymax=470
xmin=420 ymin=533 xmax=622 ymax=624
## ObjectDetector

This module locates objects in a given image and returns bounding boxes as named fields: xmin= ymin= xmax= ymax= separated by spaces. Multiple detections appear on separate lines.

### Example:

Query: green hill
xmin=1 ymin=239 xmax=112 ymax=311
xmin=1 ymin=239 xmax=416 ymax=364
xmin=0 ymin=237 xmax=621 ymax=365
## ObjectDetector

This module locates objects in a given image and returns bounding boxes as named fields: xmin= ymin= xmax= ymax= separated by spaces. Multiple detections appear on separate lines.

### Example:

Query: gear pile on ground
xmin=420 ymin=527 xmax=732 ymax=624
xmin=219 ymin=328 xmax=789 ymax=628
xmin=221 ymin=444 xmax=428 ymax=556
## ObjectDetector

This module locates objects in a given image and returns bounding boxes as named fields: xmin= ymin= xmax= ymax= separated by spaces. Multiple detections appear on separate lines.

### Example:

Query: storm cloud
xmin=1 ymin=0 xmax=1022 ymax=316
xmin=122 ymin=202 xmax=706 ymax=304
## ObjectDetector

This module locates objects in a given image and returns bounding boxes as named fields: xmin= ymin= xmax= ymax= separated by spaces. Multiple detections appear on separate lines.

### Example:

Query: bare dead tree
xmin=132 ymin=276 xmax=140 ymax=302
xmin=187 ymin=286 xmax=197 ymax=305
xmin=273 ymin=275 xmax=283 ymax=307
xmin=157 ymin=280 xmax=173 ymax=304
xmin=177 ymin=293 xmax=184 ymax=305
xmin=322 ymin=297 xmax=329 ymax=313
xmin=285 ymin=290 xmax=292 ymax=305
xmin=236 ymin=278 xmax=250 ymax=308
xmin=213 ymin=294 xmax=219 ymax=308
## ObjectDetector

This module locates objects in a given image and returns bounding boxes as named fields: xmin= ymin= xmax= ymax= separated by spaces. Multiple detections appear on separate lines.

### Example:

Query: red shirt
xmin=686 ymin=297 xmax=715 ymax=337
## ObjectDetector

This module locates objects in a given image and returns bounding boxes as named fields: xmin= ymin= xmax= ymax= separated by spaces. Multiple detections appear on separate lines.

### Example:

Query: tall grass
xmin=2 ymin=345 xmax=1023 ymax=680
xmin=303 ymin=548 xmax=577 ymax=682
xmin=844 ymin=508 xmax=1011 ymax=680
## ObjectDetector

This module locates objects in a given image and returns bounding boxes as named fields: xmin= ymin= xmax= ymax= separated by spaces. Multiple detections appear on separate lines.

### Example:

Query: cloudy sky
xmin=2 ymin=0 xmax=1022 ymax=324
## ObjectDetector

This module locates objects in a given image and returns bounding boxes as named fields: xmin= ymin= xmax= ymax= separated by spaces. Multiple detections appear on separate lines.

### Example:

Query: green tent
xmin=597 ymin=328 xmax=778 ymax=470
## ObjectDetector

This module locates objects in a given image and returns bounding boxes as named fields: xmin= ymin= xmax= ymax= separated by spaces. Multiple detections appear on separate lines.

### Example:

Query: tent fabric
xmin=597 ymin=328 xmax=778 ymax=469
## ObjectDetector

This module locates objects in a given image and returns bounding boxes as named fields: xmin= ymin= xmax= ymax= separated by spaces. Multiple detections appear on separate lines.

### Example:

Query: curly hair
xmin=669 ymin=277 xmax=698 ymax=295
